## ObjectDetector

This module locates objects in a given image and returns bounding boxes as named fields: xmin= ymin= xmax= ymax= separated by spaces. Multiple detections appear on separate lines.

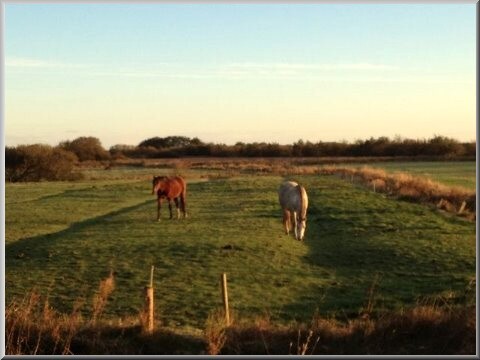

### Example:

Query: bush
xmin=60 ymin=137 xmax=110 ymax=161
xmin=5 ymin=144 xmax=80 ymax=182
xmin=138 ymin=136 xmax=203 ymax=149
xmin=426 ymin=136 xmax=465 ymax=157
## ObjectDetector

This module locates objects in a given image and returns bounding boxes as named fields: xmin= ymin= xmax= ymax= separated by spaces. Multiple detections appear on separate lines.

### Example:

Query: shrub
xmin=5 ymin=144 xmax=80 ymax=182
xmin=138 ymin=136 xmax=203 ymax=149
xmin=60 ymin=137 xmax=110 ymax=161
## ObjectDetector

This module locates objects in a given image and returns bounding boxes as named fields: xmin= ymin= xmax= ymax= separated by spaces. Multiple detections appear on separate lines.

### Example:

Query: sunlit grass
xmin=6 ymin=173 xmax=475 ymax=331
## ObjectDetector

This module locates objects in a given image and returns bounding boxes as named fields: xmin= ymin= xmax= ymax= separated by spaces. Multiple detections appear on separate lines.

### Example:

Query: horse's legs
xmin=157 ymin=197 xmax=162 ymax=221
xmin=283 ymin=209 xmax=291 ymax=235
xmin=180 ymin=193 xmax=187 ymax=218
xmin=174 ymin=197 xmax=180 ymax=219
xmin=167 ymin=198 xmax=173 ymax=219
xmin=292 ymin=211 xmax=298 ymax=240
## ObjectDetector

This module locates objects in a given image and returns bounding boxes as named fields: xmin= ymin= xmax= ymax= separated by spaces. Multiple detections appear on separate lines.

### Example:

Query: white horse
xmin=278 ymin=181 xmax=309 ymax=241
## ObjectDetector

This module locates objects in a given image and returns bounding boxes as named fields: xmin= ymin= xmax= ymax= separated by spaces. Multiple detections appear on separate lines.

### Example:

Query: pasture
xmin=365 ymin=161 xmax=476 ymax=190
xmin=5 ymin=164 xmax=476 ymax=331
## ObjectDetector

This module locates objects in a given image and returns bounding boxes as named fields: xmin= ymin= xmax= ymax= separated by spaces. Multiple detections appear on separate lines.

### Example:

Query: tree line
xmin=5 ymin=135 xmax=476 ymax=182
xmin=112 ymin=135 xmax=475 ymax=158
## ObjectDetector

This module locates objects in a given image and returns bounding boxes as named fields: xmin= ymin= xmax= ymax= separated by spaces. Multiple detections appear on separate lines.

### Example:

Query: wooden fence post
xmin=143 ymin=266 xmax=155 ymax=334
xmin=458 ymin=201 xmax=467 ymax=214
xmin=221 ymin=273 xmax=230 ymax=326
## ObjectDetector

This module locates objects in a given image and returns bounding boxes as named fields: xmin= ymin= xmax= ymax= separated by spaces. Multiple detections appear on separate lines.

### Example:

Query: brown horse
xmin=152 ymin=176 xmax=187 ymax=221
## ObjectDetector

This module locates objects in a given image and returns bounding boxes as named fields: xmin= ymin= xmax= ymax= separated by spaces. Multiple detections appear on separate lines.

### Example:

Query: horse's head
xmin=295 ymin=216 xmax=307 ymax=241
xmin=152 ymin=176 xmax=166 ymax=195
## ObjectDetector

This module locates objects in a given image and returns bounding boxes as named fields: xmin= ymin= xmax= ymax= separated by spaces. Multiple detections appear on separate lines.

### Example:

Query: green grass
xmin=5 ymin=180 xmax=152 ymax=244
xmin=5 ymin=171 xmax=475 ymax=331
xmin=364 ymin=161 xmax=476 ymax=189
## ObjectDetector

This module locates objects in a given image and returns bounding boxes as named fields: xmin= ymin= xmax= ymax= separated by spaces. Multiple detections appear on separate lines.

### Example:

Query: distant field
xmin=96 ymin=158 xmax=476 ymax=190
xmin=363 ymin=161 xmax=476 ymax=190
xmin=6 ymin=167 xmax=475 ymax=330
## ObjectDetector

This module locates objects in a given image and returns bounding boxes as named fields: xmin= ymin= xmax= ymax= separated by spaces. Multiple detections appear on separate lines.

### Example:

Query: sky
xmin=4 ymin=3 xmax=476 ymax=148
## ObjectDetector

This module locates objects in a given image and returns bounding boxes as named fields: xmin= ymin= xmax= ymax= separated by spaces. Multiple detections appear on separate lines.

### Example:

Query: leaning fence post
xmin=221 ymin=273 xmax=230 ymax=326
xmin=143 ymin=266 xmax=155 ymax=334
xmin=458 ymin=201 xmax=467 ymax=214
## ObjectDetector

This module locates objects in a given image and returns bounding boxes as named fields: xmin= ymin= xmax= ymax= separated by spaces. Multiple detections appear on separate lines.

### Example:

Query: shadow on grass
xmin=220 ymin=304 xmax=475 ymax=355
xmin=71 ymin=325 xmax=207 ymax=355
xmin=281 ymin=178 xmax=475 ymax=320
xmin=6 ymin=199 xmax=155 ymax=261
xmin=5 ymin=199 xmax=157 ymax=304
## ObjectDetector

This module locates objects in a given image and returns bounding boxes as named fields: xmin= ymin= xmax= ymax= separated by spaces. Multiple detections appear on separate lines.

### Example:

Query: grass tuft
xmin=204 ymin=309 xmax=228 ymax=355
xmin=92 ymin=271 xmax=115 ymax=324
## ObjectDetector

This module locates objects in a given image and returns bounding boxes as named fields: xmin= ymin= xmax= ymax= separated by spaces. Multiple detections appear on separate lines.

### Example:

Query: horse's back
xmin=155 ymin=175 xmax=186 ymax=198
xmin=278 ymin=181 xmax=300 ymax=209
xmin=170 ymin=176 xmax=187 ymax=196
xmin=278 ymin=181 xmax=298 ymax=196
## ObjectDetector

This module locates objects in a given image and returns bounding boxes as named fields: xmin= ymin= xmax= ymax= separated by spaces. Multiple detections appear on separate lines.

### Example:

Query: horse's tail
xmin=177 ymin=176 xmax=187 ymax=216
xmin=178 ymin=176 xmax=187 ymax=197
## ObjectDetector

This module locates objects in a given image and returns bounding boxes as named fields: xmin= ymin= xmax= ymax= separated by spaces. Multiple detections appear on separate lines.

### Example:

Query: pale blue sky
xmin=5 ymin=3 xmax=476 ymax=148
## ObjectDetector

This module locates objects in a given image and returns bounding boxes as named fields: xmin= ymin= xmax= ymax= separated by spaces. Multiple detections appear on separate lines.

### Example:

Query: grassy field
xmin=365 ymin=161 xmax=476 ymax=190
xmin=5 ymin=163 xmax=476 ymax=332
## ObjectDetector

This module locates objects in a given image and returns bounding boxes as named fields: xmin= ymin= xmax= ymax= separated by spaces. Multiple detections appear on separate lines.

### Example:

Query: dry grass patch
xmin=318 ymin=166 xmax=475 ymax=220
xmin=6 ymin=291 xmax=82 ymax=355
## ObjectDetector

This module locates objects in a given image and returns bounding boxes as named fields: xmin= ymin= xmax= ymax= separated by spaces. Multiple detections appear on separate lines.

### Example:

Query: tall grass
xmin=6 ymin=291 xmax=81 ymax=355
xmin=6 ymin=272 xmax=114 ymax=355
xmin=221 ymin=302 xmax=475 ymax=355
xmin=204 ymin=309 xmax=228 ymax=355
xmin=91 ymin=271 xmax=115 ymax=324
xmin=6 ymin=285 xmax=474 ymax=355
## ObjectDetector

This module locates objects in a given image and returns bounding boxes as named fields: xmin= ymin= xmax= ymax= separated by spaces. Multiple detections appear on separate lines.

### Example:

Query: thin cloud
xmin=226 ymin=62 xmax=398 ymax=71
xmin=6 ymin=57 xmax=397 ymax=75
xmin=6 ymin=56 xmax=92 ymax=69
xmin=13 ymin=58 xmax=462 ymax=83
xmin=216 ymin=62 xmax=399 ymax=80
